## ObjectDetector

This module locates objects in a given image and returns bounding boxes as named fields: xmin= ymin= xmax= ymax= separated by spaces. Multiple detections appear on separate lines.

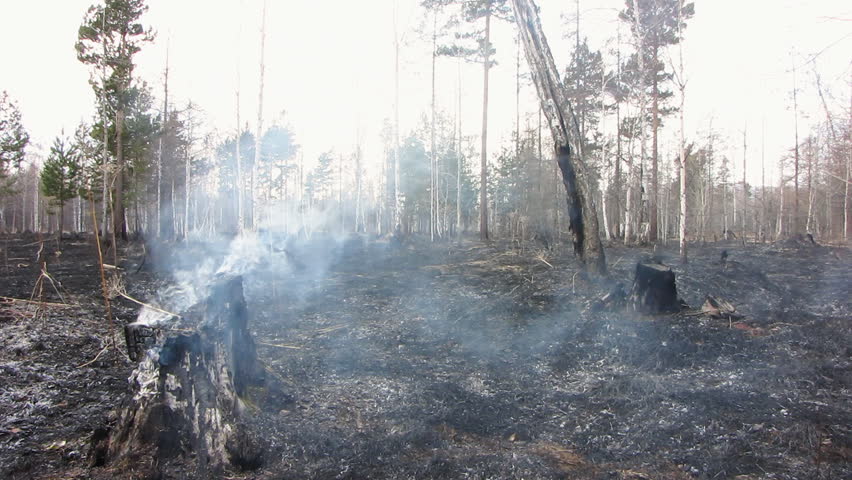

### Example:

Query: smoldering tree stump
xmin=629 ymin=263 xmax=683 ymax=314
xmin=97 ymin=275 xmax=265 ymax=477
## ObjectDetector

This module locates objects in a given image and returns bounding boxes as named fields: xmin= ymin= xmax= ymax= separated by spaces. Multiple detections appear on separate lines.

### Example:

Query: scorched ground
xmin=0 ymin=233 xmax=850 ymax=479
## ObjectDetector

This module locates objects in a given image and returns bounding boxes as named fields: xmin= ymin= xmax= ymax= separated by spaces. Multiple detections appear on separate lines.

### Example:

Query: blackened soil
xmin=2 ymin=233 xmax=851 ymax=479
xmin=0 ymin=234 xmax=150 ymax=480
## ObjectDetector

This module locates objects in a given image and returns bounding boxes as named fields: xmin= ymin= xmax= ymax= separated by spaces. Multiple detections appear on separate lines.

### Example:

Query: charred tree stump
xmin=96 ymin=276 xmax=265 ymax=477
xmin=629 ymin=263 xmax=682 ymax=314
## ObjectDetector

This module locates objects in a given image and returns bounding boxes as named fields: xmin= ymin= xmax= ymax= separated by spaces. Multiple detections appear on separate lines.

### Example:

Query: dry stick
xmin=34 ymin=263 xmax=67 ymax=305
xmin=536 ymin=255 xmax=554 ymax=268
xmin=0 ymin=296 xmax=71 ymax=308
xmin=117 ymin=291 xmax=181 ymax=319
xmin=90 ymin=192 xmax=116 ymax=351
xmin=30 ymin=235 xmax=47 ymax=320
xmin=314 ymin=324 xmax=347 ymax=334
xmin=257 ymin=341 xmax=302 ymax=350
xmin=77 ymin=344 xmax=110 ymax=368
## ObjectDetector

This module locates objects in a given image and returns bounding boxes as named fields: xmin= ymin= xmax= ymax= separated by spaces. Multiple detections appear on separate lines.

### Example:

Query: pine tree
xmin=0 ymin=91 xmax=30 ymax=197
xmin=306 ymin=151 xmax=335 ymax=207
xmin=422 ymin=0 xmax=512 ymax=241
xmin=620 ymin=0 xmax=693 ymax=242
xmin=40 ymin=135 xmax=82 ymax=240
xmin=76 ymin=0 xmax=154 ymax=239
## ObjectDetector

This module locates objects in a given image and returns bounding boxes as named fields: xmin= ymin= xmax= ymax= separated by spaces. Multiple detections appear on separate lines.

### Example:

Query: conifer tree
xmin=40 ymin=135 xmax=82 ymax=240
xmin=620 ymin=0 xmax=693 ymax=241
xmin=0 ymin=91 xmax=30 ymax=197
xmin=76 ymin=0 xmax=153 ymax=239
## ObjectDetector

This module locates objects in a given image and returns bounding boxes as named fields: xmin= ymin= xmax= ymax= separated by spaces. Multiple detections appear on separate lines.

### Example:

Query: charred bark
xmin=96 ymin=276 xmax=266 ymax=477
xmin=629 ymin=262 xmax=683 ymax=314
xmin=512 ymin=0 xmax=606 ymax=274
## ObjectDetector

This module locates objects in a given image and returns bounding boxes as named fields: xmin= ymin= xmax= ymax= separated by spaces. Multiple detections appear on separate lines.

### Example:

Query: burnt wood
xmin=629 ymin=262 xmax=682 ymax=314
xmin=97 ymin=276 xmax=265 ymax=477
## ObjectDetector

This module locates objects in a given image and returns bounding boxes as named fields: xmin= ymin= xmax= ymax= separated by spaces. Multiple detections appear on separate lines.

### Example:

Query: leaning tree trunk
xmin=96 ymin=276 xmax=266 ymax=477
xmin=511 ymin=0 xmax=606 ymax=274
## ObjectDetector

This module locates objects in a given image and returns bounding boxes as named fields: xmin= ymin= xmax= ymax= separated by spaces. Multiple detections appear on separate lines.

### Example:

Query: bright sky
xmin=1 ymin=0 xmax=850 ymax=186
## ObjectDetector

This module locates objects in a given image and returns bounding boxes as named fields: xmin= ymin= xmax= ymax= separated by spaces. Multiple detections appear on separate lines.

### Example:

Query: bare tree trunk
xmin=393 ymin=3 xmax=402 ymax=231
xmin=792 ymin=55 xmax=800 ymax=233
xmin=723 ymin=167 xmax=729 ymax=240
xmin=34 ymin=177 xmax=40 ymax=233
xmin=615 ymin=23 xmax=623 ymax=239
xmin=624 ymin=151 xmax=635 ymax=244
xmin=845 ymin=149 xmax=850 ymax=241
xmin=742 ymin=124 xmax=747 ymax=241
xmin=806 ymin=136 xmax=814 ymax=233
xmin=629 ymin=0 xmax=648 ymax=245
xmin=846 ymin=78 xmax=851 ymax=241
xmin=761 ymin=119 xmax=766 ymax=242
xmin=479 ymin=2 xmax=491 ymax=241
xmin=339 ymin=152 xmax=343 ymax=232
xmin=253 ymin=1 xmax=267 ymax=232
xmin=456 ymin=58 xmax=462 ymax=239
xmin=114 ymin=103 xmax=126 ymax=239
xmin=512 ymin=0 xmax=606 ymax=274
xmin=156 ymin=47 xmax=168 ymax=239
xmin=600 ymin=66 xmax=612 ymax=241
xmin=650 ymin=47 xmax=659 ymax=243
xmin=185 ymin=120 xmax=191 ymax=241
xmin=676 ymin=0 xmax=687 ymax=262
xmin=777 ymin=157 xmax=785 ymax=240
xmin=235 ymin=88 xmax=243 ymax=235
xmin=430 ymin=10 xmax=437 ymax=241
xmin=355 ymin=137 xmax=363 ymax=232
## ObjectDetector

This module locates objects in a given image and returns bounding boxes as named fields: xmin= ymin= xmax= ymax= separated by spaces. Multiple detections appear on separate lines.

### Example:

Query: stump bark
xmin=95 ymin=275 xmax=265 ymax=477
xmin=629 ymin=262 xmax=682 ymax=313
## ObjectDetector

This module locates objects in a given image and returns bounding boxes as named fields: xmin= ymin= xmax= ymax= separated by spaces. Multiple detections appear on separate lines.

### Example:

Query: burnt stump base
xmin=94 ymin=276 xmax=266 ymax=478
xmin=629 ymin=262 xmax=683 ymax=314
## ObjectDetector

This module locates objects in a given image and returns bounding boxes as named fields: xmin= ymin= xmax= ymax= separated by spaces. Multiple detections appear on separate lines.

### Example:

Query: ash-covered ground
xmin=1 ymin=232 xmax=850 ymax=479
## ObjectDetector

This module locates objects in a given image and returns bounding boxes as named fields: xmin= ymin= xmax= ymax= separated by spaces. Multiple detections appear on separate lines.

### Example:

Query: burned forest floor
xmin=1 ymin=232 xmax=850 ymax=479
